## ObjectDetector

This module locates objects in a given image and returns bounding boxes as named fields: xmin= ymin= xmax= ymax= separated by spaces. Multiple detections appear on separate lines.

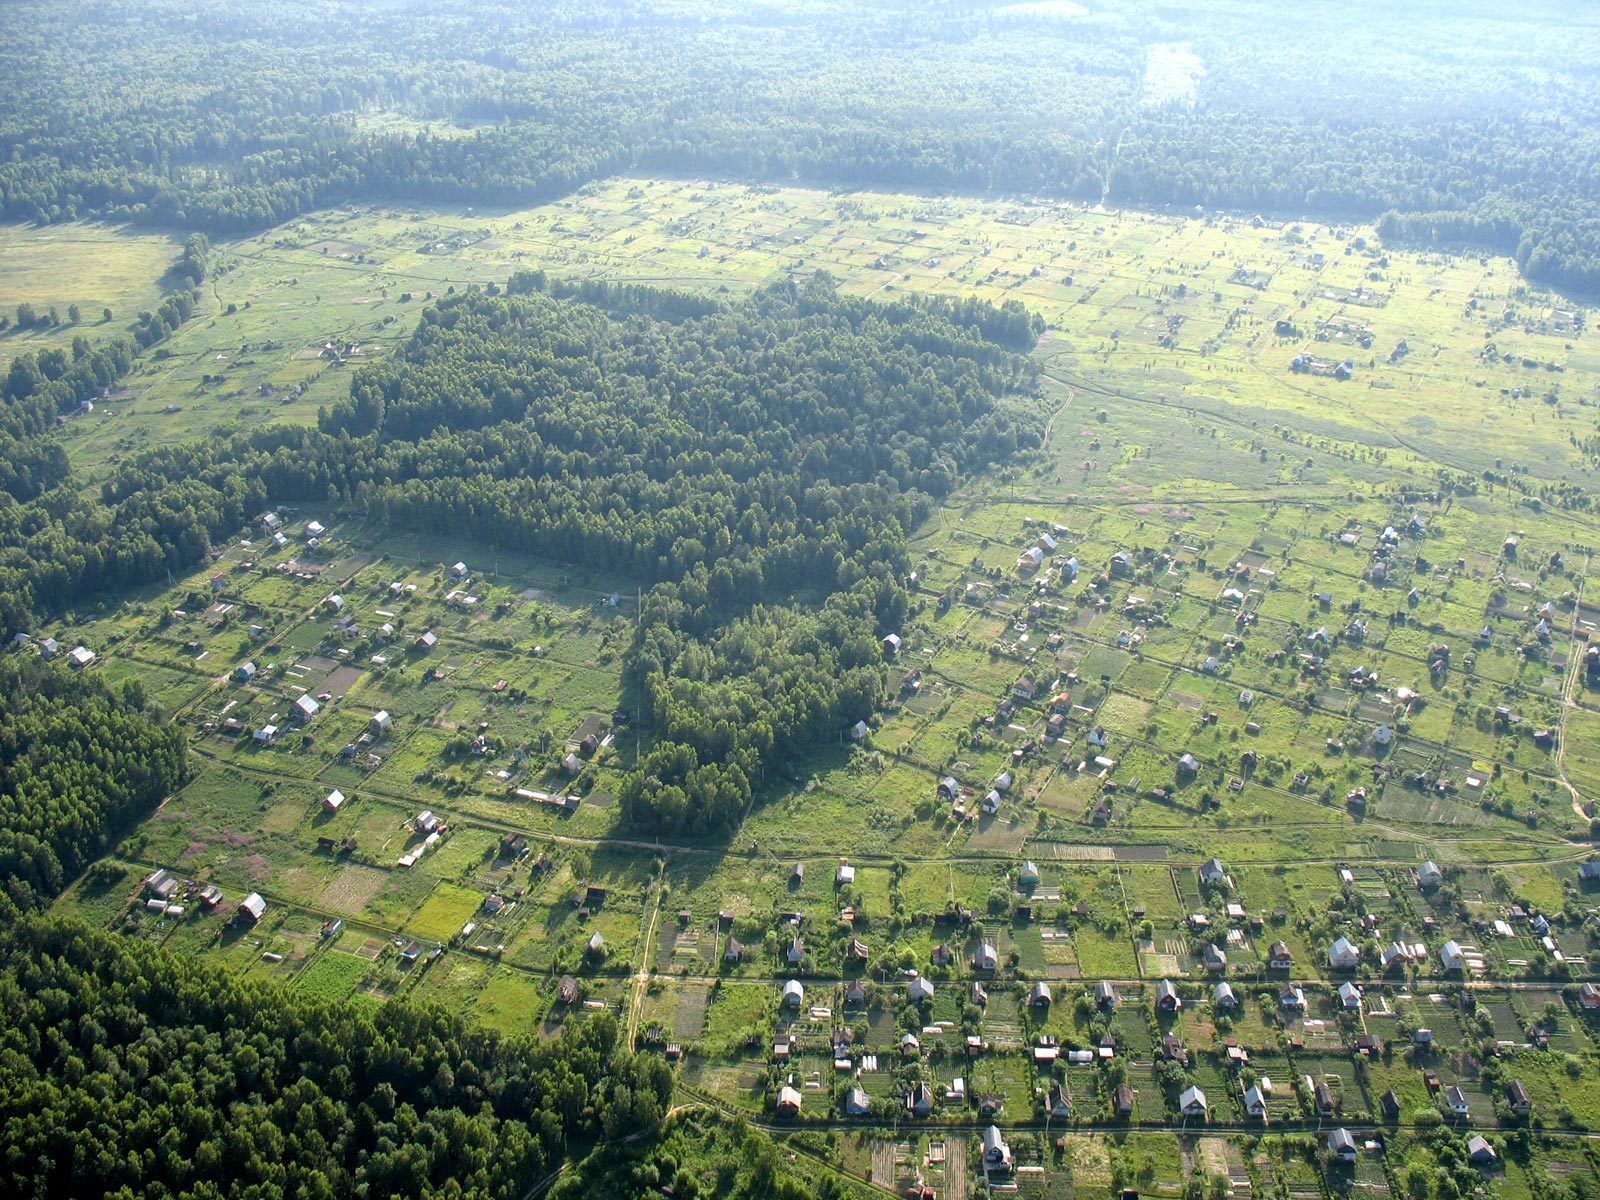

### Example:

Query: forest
xmin=0 ymin=0 xmax=1596 ymax=290
xmin=0 ymin=657 xmax=186 ymax=916
xmin=0 ymin=919 xmax=673 ymax=1200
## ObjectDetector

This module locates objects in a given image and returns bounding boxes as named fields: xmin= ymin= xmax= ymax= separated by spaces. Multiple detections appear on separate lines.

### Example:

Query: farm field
xmin=30 ymin=177 xmax=1600 ymax=1198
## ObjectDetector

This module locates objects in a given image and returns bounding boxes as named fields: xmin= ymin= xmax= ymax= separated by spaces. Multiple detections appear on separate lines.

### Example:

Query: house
xmin=1418 ymin=860 xmax=1444 ymax=888
xmin=775 ymin=1086 xmax=802 ymax=1117
xmin=1338 ymin=981 xmax=1363 ymax=1010
xmin=1096 ymin=981 xmax=1120 ymax=1010
xmin=1328 ymin=937 xmax=1360 ymax=969
xmin=1115 ymin=1084 xmax=1135 ymax=1118
xmin=1214 ymin=982 xmax=1238 ymax=1010
xmin=1243 ymin=1083 xmax=1269 ymax=1118
xmin=937 ymin=776 xmax=961 ymax=802
xmin=557 ymin=976 xmax=579 ymax=1005
xmin=197 ymin=884 xmax=224 ymax=910
xmin=235 ymin=661 xmax=257 ymax=682
xmin=982 ymin=1126 xmax=1012 ymax=1170
xmin=908 ymin=976 xmax=935 ymax=1004
xmin=586 ymin=931 xmax=604 ymax=955
xmin=882 ymin=633 xmax=902 ymax=655
xmin=1328 ymin=1128 xmax=1358 ymax=1162
xmin=1579 ymin=982 xmax=1600 ymax=1010
xmin=974 ymin=942 xmax=998 ymax=972
xmin=1268 ymin=941 xmax=1293 ymax=970
xmin=1155 ymin=979 xmax=1182 ymax=1012
xmin=1467 ymin=1135 xmax=1497 ymax=1165
xmin=67 ymin=645 xmax=95 ymax=669
xmin=906 ymin=1082 xmax=935 ymax=1117
xmin=781 ymin=979 xmax=804 ymax=1008
xmin=931 ymin=942 xmax=953 ymax=967
xmin=1444 ymin=1085 xmax=1471 ymax=1117
xmin=844 ymin=1087 xmax=871 ymax=1116
xmin=1381 ymin=940 xmax=1412 ymax=970
xmin=237 ymin=893 xmax=266 ymax=923
xmin=900 ymin=1033 xmax=921 ymax=1057
xmin=1109 ymin=550 xmax=1132 ymax=576
xmin=845 ymin=979 xmax=868 ymax=1006
xmin=982 ymin=789 xmax=1002 ymax=814
xmin=322 ymin=788 xmax=346 ymax=813
xmin=324 ymin=594 xmax=345 ymax=613
xmin=1312 ymin=1079 xmax=1337 ymax=1116
xmin=36 ymin=637 xmax=59 ymax=659
xmin=1162 ymin=1034 xmax=1189 ymax=1066
xmin=1199 ymin=857 xmax=1228 ymax=886
xmin=1201 ymin=944 xmax=1227 ymax=973
xmin=1029 ymin=981 xmax=1052 ymax=1007
xmin=450 ymin=561 xmax=469 ymax=580
xmin=293 ymin=694 xmax=320 ymax=723
xmin=850 ymin=719 xmax=870 ymax=740
xmin=1505 ymin=1080 xmax=1531 ymax=1116
xmin=1018 ymin=545 xmax=1045 ymax=571
xmin=1177 ymin=753 xmax=1200 ymax=778
xmin=415 ymin=630 xmax=438 ymax=652
xmin=1440 ymin=940 xmax=1466 ymax=971
xmin=836 ymin=860 xmax=856 ymax=887
xmin=1381 ymin=1090 xmax=1402 ymax=1120
xmin=370 ymin=710 xmax=392 ymax=735
xmin=305 ymin=520 xmax=325 ymax=539
xmin=1047 ymin=1084 xmax=1072 ymax=1118
xmin=253 ymin=724 xmax=279 ymax=746
xmin=723 ymin=937 xmax=744 ymax=964
xmin=786 ymin=936 xmax=805 ymax=965
xmin=1280 ymin=984 xmax=1306 ymax=1009
xmin=994 ymin=770 xmax=1014 ymax=792
xmin=1018 ymin=860 xmax=1040 ymax=887
xmin=847 ymin=938 xmax=869 ymax=964
xmin=1179 ymin=1085 xmax=1208 ymax=1118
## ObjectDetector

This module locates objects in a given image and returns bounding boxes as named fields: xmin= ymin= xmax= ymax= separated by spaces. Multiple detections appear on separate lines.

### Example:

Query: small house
xmin=370 ymin=710 xmax=392 ymax=735
xmin=1199 ymin=857 xmax=1228 ymax=886
xmin=1445 ymin=1085 xmax=1471 ymax=1117
xmin=1214 ymin=982 xmax=1238 ymax=1010
xmin=974 ymin=942 xmax=999 ymax=972
xmin=293 ymin=694 xmax=320 ymax=723
xmin=982 ymin=1125 xmax=1012 ymax=1170
xmin=1019 ymin=860 xmax=1040 ymax=886
xmin=908 ymin=976 xmax=935 ymax=1004
xmin=1280 ymin=984 xmax=1306 ymax=1009
xmin=237 ymin=893 xmax=267 ymax=923
xmin=844 ymin=1087 xmax=871 ymax=1116
xmin=1328 ymin=1128 xmax=1357 ymax=1162
xmin=1268 ymin=941 xmax=1293 ymax=970
xmin=1467 ymin=1135 xmax=1496 ymax=1165
xmin=67 ymin=645 xmax=95 ymax=669
xmin=1418 ymin=860 xmax=1444 ymax=888
xmin=1029 ymin=981 xmax=1052 ymax=1007
xmin=1328 ymin=937 xmax=1360 ymax=970
xmin=1096 ymin=981 xmax=1120 ymax=1010
xmin=781 ymin=979 xmax=804 ymax=1008
xmin=235 ymin=661 xmax=257 ymax=682
xmin=415 ymin=630 xmax=438 ymax=652
xmin=1106 ymin=1084 xmax=1133 ymax=1120
xmin=775 ymin=1086 xmax=802 ymax=1117
xmin=1155 ymin=979 xmax=1181 ymax=1012
xmin=1440 ymin=940 xmax=1465 ymax=971
xmin=323 ymin=789 xmax=346 ymax=813
xmin=1179 ymin=1085 xmax=1208 ymax=1118
xmin=1243 ymin=1082 xmax=1268 ymax=1118
xmin=1505 ymin=1080 xmax=1531 ymax=1117
xmin=1338 ymin=981 xmax=1363 ymax=1010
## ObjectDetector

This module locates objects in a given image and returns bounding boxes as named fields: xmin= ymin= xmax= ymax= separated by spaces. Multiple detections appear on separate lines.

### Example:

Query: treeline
xmin=551 ymin=1108 xmax=866 ymax=1200
xmin=0 ymin=0 xmax=1597 ymax=289
xmin=0 ymin=918 xmax=672 ymax=1199
xmin=0 ymin=658 xmax=186 ymax=915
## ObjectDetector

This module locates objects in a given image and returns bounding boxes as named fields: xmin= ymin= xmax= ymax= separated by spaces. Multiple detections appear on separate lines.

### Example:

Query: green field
xmin=28 ymin=178 xmax=1600 ymax=1198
